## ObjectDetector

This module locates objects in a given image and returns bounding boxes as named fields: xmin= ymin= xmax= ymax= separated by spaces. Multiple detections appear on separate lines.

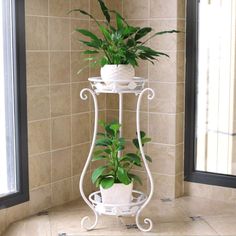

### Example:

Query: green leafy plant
xmin=92 ymin=120 xmax=152 ymax=189
xmin=69 ymin=0 xmax=178 ymax=68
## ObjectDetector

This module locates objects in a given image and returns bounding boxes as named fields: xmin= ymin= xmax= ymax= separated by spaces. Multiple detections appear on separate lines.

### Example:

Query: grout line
xmin=69 ymin=0 xmax=74 ymax=201
xmin=47 ymin=0 xmax=53 ymax=211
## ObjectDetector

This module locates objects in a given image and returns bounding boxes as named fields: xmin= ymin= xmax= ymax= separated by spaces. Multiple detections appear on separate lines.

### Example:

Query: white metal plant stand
xmin=79 ymin=77 xmax=155 ymax=232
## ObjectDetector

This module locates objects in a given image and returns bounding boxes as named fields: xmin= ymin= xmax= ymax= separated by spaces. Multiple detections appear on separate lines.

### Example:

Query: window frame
xmin=0 ymin=0 xmax=29 ymax=208
xmin=185 ymin=0 xmax=236 ymax=188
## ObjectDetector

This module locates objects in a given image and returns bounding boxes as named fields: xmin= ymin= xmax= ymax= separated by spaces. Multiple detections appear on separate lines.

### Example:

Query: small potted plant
xmin=69 ymin=0 xmax=178 ymax=84
xmin=92 ymin=120 xmax=152 ymax=204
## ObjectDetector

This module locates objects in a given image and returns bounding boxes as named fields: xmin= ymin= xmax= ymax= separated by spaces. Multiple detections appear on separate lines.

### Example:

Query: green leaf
xmin=97 ymin=132 xmax=106 ymax=137
xmin=95 ymin=138 xmax=112 ymax=147
xmin=125 ymin=153 xmax=141 ymax=166
xmin=92 ymin=166 xmax=107 ymax=184
xmin=100 ymin=57 xmax=109 ymax=66
xmin=132 ymin=138 xmax=139 ymax=149
xmin=116 ymin=13 xmax=123 ymax=30
xmin=128 ymin=173 xmax=142 ymax=185
xmin=110 ymin=122 xmax=121 ymax=134
xmin=93 ymin=149 xmax=105 ymax=156
xmin=142 ymin=137 xmax=151 ymax=144
xmin=92 ymin=156 xmax=107 ymax=161
xmin=135 ymin=27 xmax=152 ymax=41
xmin=140 ymin=131 xmax=146 ymax=138
xmin=99 ymin=25 xmax=111 ymax=41
xmin=145 ymin=155 xmax=152 ymax=163
xmin=98 ymin=0 xmax=110 ymax=23
xmin=117 ymin=167 xmax=131 ymax=185
xmin=79 ymin=40 xmax=101 ymax=49
xmin=76 ymin=29 xmax=100 ymax=41
xmin=100 ymin=176 xmax=115 ymax=189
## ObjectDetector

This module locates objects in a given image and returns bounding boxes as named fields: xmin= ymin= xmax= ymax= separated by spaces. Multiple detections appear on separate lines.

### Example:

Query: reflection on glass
xmin=196 ymin=0 xmax=236 ymax=175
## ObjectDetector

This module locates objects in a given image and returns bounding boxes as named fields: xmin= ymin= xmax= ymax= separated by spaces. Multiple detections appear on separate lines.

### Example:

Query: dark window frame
xmin=185 ymin=0 xmax=236 ymax=188
xmin=0 ymin=0 xmax=29 ymax=208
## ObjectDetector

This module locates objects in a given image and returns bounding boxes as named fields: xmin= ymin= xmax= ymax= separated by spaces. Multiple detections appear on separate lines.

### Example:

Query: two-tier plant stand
xmin=79 ymin=77 xmax=155 ymax=232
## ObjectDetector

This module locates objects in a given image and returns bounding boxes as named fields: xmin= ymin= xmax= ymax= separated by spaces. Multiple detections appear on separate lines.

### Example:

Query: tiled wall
xmin=0 ymin=0 xmax=186 ymax=234
xmin=0 ymin=0 xmax=96 ymax=233
xmin=106 ymin=0 xmax=186 ymax=199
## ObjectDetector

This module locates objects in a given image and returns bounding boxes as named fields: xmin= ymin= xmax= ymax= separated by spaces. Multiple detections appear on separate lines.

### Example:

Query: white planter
xmin=100 ymin=182 xmax=133 ymax=204
xmin=100 ymin=64 xmax=135 ymax=85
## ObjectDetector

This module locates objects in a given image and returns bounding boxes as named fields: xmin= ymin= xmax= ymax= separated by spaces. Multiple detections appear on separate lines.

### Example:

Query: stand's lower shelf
xmin=89 ymin=190 xmax=147 ymax=216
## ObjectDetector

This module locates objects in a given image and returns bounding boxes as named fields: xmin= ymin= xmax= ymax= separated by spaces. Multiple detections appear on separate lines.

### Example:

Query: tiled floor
xmin=4 ymin=196 xmax=236 ymax=235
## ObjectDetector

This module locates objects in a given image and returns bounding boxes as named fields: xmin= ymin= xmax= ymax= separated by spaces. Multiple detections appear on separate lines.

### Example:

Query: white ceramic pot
xmin=100 ymin=64 xmax=135 ymax=85
xmin=100 ymin=182 xmax=133 ymax=204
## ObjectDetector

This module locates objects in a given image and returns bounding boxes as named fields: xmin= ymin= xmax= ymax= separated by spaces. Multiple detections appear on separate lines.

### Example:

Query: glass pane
xmin=0 ymin=0 xmax=17 ymax=197
xmin=196 ymin=0 xmax=236 ymax=175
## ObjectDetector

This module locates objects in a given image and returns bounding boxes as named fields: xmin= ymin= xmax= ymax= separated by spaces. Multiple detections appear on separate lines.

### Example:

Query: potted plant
xmin=69 ymin=0 xmax=178 ymax=84
xmin=92 ymin=120 xmax=152 ymax=204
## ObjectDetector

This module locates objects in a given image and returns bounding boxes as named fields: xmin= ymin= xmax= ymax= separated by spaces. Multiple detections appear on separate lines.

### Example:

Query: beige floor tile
xmin=203 ymin=215 xmax=236 ymax=236
xmin=176 ymin=196 xmax=236 ymax=217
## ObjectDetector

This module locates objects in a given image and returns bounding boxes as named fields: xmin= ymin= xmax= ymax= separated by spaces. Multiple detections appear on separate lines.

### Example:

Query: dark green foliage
xmin=69 ymin=0 xmax=179 ymax=68
xmin=91 ymin=120 xmax=152 ymax=189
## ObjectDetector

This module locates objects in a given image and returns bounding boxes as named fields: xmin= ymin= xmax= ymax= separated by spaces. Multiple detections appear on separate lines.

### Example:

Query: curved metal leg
xmin=79 ymin=88 xmax=99 ymax=231
xmin=135 ymin=88 xmax=155 ymax=232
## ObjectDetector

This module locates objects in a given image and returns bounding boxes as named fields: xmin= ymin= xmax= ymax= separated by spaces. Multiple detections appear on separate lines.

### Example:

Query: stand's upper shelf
xmin=88 ymin=77 xmax=147 ymax=94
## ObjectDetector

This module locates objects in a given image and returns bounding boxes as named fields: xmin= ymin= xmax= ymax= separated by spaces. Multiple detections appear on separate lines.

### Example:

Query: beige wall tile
xmin=72 ymin=174 xmax=91 ymax=199
xmin=71 ymin=52 xmax=89 ymax=82
xmin=148 ymin=143 xmax=176 ymax=175
xmin=175 ymin=173 xmax=184 ymax=197
xmin=149 ymin=82 xmax=177 ymax=113
xmin=29 ymin=153 xmax=51 ymax=189
xmin=106 ymin=94 xmax=118 ymax=110
xmin=150 ymin=20 xmax=185 ymax=51
xmin=184 ymin=182 xmax=213 ymax=199
xmin=90 ymin=0 xmax=122 ymax=20
xmin=25 ymin=0 xmax=48 ymax=16
xmin=52 ymin=178 xmax=72 ymax=206
xmin=26 ymin=52 xmax=49 ymax=86
xmin=49 ymin=0 xmax=70 ymax=17
xmin=27 ymin=86 xmax=50 ymax=121
xmin=150 ymin=0 xmax=185 ymax=18
xmin=149 ymin=51 xmax=185 ymax=83
xmin=51 ymin=116 xmax=71 ymax=150
xmin=97 ymin=94 xmax=106 ymax=110
xmin=70 ymin=0 xmax=89 ymax=19
xmin=72 ymin=143 xmax=90 ymax=175
xmin=26 ymin=16 xmax=48 ymax=50
xmin=175 ymin=144 xmax=184 ymax=174
xmin=29 ymin=185 xmax=52 ymax=215
xmin=123 ymin=111 xmax=148 ymax=139
xmin=49 ymin=18 xmax=70 ymax=50
xmin=123 ymin=0 xmax=149 ymax=19
xmin=0 ymin=209 xmax=6 ymax=235
xmin=149 ymin=82 xmax=184 ymax=113
xmin=72 ymin=82 xmax=90 ymax=114
xmin=71 ymin=20 xmax=90 ymax=51
xmin=52 ymin=148 xmax=72 ymax=181
xmin=72 ymin=113 xmax=90 ymax=145
xmin=153 ymin=173 xmax=175 ymax=199
xmin=149 ymin=113 xmax=176 ymax=144
xmin=50 ymin=85 xmax=71 ymax=117
xmin=50 ymin=52 xmax=70 ymax=84
xmin=211 ymin=185 xmax=233 ymax=202
xmin=6 ymin=202 xmax=29 ymax=226
xmin=123 ymin=93 xmax=148 ymax=112
xmin=28 ymin=120 xmax=51 ymax=155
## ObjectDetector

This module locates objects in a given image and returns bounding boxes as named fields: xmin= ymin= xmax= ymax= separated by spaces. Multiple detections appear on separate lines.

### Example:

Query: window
xmin=0 ymin=0 xmax=28 ymax=208
xmin=185 ymin=0 xmax=236 ymax=188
